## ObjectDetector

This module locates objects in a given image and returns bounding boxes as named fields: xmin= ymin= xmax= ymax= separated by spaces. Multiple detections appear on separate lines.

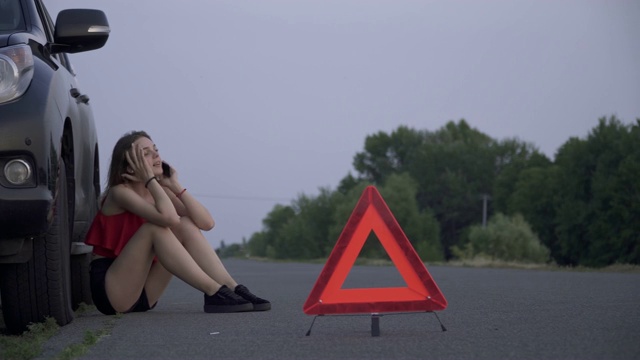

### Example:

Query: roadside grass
xmin=0 ymin=304 xmax=119 ymax=360
xmin=442 ymin=257 xmax=640 ymax=273
xmin=55 ymin=316 xmax=118 ymax=360
xmin=0 ymin=316 xmax=59 ymax=360
xmin=244 ymin=255 xmax=640 ymax=273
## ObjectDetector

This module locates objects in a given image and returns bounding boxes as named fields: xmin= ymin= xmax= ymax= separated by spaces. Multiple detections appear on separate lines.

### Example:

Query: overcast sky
xmin=45 ymin=0 xmax=640 ymax=247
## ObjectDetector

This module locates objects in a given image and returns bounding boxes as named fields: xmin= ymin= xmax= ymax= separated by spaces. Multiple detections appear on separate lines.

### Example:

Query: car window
xmin=0 ymin=0 xmax=26 ymax=33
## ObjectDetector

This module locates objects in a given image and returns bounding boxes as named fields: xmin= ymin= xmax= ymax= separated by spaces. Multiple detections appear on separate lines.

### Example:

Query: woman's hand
xmin=157 ymin=162 xmax=182 ymax=190
xmin=122 ymin=144 xmax=154 ymax=183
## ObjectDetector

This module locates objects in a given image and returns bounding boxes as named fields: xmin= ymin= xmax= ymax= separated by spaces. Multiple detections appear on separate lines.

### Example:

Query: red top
xmin=85 ymin=209 xmax=146 ymax=258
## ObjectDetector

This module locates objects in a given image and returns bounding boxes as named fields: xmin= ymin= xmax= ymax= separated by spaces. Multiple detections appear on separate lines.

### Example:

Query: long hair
xmin=106 ymin=130 xmax=152 ymax=189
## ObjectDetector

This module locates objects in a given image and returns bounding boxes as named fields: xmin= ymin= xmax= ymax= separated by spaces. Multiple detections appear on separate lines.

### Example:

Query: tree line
xmin=240 ymin=116 xmax=639 ymax=267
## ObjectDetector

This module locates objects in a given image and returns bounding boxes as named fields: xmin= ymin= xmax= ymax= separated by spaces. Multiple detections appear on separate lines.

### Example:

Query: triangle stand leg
xmin=305 ymin=315 xmax=320 ymax=336
xmin=371 ymin=313 xmax=381 ymax=337
xmin=432 ymin=311 xmax=447 ymax=332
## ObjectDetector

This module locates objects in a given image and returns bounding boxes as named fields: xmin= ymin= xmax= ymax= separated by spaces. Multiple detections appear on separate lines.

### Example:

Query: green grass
xmin=55 ymin=319 xmax=116 ymax=360
xmin=0 ymin=304 xmax=120 ymax=360
xmin=242 ymin=255 xmax=640 ymax=273
xmin=0 ymin=317 xmax=59 ymax=360
xmin=444 ymin=256 xmax=640 ymax=273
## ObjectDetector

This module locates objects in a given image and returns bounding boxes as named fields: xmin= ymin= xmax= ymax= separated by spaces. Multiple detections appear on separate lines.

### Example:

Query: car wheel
xmin=0 ymin=160 xmax=74 ymax=334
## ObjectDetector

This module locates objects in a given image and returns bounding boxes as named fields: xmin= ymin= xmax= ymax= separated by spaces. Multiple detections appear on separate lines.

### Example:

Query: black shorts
xmin=89 ymin=257 xmax=157 ymax=315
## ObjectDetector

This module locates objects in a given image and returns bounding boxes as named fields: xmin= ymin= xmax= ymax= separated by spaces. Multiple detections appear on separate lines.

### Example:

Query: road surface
xmin=35 ymin=259 xmax=640 ymax=359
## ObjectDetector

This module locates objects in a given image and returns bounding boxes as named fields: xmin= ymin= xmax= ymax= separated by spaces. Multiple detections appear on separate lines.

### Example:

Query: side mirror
xmin=52 ymin=9 xmax=110 ymax=54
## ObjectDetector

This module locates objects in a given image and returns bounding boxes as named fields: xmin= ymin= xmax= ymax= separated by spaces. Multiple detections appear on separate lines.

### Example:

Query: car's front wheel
xmin=0 ymin=161 xmax=73 ymax=334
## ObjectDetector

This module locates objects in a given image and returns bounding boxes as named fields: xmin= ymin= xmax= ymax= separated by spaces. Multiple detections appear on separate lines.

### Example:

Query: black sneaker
xmin=234 ymin=284 xmax=271 ymax=311
xmin=204 ymin=285 xmax=253 ymax=313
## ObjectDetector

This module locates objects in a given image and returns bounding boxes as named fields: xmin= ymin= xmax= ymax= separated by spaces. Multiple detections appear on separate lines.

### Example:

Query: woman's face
xmin=132 ymin=136 xmax=163 ymax=176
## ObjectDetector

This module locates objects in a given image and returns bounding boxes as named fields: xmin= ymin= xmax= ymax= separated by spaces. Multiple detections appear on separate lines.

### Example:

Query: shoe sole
xmin=204 ymin=303 xmax=253 ymax=313
xmin=252 ymin=303 xmax=271 ymax=311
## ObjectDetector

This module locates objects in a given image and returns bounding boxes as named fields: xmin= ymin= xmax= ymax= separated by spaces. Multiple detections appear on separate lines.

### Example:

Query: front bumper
xmin=0 ymin=186 xmax=52 ymax=239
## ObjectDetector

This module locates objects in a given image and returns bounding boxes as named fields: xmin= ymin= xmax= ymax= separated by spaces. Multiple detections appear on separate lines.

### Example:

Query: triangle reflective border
xmin=303 ymin=186 xmax=447 ymax=315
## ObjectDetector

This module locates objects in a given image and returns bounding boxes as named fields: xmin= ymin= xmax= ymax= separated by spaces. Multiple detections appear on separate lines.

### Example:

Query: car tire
xmin=0 ymin=160 xmax=74 ymax=334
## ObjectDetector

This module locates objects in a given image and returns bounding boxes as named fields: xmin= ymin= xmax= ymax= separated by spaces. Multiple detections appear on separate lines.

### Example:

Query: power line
xmin=190 ymin=193 xmax=292 ymax=202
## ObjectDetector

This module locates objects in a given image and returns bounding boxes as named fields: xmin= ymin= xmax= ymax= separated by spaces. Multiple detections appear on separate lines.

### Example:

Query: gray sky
xmin=46 ymin=0 xmax=640 ymax=247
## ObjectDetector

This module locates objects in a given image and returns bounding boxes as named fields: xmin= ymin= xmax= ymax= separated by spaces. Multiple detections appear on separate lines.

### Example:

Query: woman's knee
xmin=170 ymin=216 xmax=201 ymax=242
xmin=172 ymin=216 xmax=198 ymax=233
xmin=139 ymin=222 xmax=174 ymax=239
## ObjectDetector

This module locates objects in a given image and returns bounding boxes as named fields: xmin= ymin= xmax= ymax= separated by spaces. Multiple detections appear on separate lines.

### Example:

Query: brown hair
xmin=106 ymin=130 xmax=152 ymax=189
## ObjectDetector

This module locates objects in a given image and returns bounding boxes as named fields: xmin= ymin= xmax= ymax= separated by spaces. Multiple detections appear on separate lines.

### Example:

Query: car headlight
xmin=4 ymin=159 xmax=32 ymax=185
xmin=0 ymin=44 xmax=34 ymax=104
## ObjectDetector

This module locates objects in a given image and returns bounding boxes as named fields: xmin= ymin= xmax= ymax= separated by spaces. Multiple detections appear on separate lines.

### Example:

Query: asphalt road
xmin=35 ymin=259 xmax=640 ymax=360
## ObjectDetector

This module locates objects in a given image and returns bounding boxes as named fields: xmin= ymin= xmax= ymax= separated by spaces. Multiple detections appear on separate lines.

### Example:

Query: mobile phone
xmin=162 ymin=161 xmax=171 ymax=177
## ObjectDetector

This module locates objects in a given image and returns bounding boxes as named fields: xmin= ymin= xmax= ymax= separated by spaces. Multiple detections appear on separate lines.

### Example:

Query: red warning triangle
xmin=303 ymin=186 xmax=447 ymax=315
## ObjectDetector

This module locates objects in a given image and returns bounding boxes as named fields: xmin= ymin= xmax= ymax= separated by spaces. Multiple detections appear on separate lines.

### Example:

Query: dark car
xmin=0 ymin=0 xmax=109 ymax=334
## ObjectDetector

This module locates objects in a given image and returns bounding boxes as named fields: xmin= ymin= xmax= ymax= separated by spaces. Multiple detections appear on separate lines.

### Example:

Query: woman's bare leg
xmin=105 ymin=223 xmax=222 ymax=312
xmin=170 ymin=216 xmax=237 ymax=288
xmin=142 ymin=261 xmax=172 ymax=307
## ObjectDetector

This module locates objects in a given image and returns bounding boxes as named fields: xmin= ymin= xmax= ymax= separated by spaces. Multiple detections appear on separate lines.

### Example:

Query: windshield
xmin=0 ymin=0 xmax=25 ymax=33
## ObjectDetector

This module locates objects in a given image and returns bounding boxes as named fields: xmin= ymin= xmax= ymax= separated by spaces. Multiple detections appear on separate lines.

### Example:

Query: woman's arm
xmin=111 ymin=182 xmax=180 ymax=227
xmin=165 ymin=187 xmax=215 ymax=231
xmin=110 ymin=143 xmax=180 ymax=227
xmin=160 ymin=165 xmax=215 ymax=231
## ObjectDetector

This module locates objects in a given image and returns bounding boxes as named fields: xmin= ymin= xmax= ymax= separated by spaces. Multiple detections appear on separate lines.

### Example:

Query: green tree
xmin=552 ymin=116 xmax=640 ymax=266
xmin=246 ymin=204 xmax=295 ymax=258
xmin=553 ymin=136 xmax=594 ymax=265
xmin=454 ymin=213 xmax=550 ymax=263
xmin=274 ymin=188 xmax=343 ymax=259
xmin=249 ymin=115 xmax=640 ymax=267
xmin=379 ymin=173 xmax=443 ymax=262
xmin=582 ymin=117 xmax=640 ymax=266
xmin=409 ymin=120 xmax=496 ymax=259
xmin=217 ymin=243 xmax=245 ymax=258
xmin=337 ymin=172 xmax=362 ymax=195
xmin=353 ymin=120 xmax=528 ymax=259
xmin=606 ymin=152 xmax=640 ymax=264
xmin=507 ymin=165 xmax=560 ymax=256
xmin=353 ymin=125 xmax=424 ymax=184
xmin=492 ymin=138 xmax=551 ymax=213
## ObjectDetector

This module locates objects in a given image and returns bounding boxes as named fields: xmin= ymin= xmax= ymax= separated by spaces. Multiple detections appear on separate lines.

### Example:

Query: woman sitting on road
xmin=84 ymin=130 xmax=270 ymax=315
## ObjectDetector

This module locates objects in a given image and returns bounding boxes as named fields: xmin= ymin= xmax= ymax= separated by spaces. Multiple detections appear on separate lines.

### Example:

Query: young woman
xmin=85 ymin=130 xmax=270 ymax=315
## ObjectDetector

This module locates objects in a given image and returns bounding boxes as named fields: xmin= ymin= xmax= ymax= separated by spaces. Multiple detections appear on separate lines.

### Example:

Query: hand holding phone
xmin=162 ymin=161 xmax=172 ymax=178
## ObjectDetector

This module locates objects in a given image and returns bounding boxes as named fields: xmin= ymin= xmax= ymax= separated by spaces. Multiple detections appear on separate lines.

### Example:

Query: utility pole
xmin=481 ymin=194 xmax=491 ymax=227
